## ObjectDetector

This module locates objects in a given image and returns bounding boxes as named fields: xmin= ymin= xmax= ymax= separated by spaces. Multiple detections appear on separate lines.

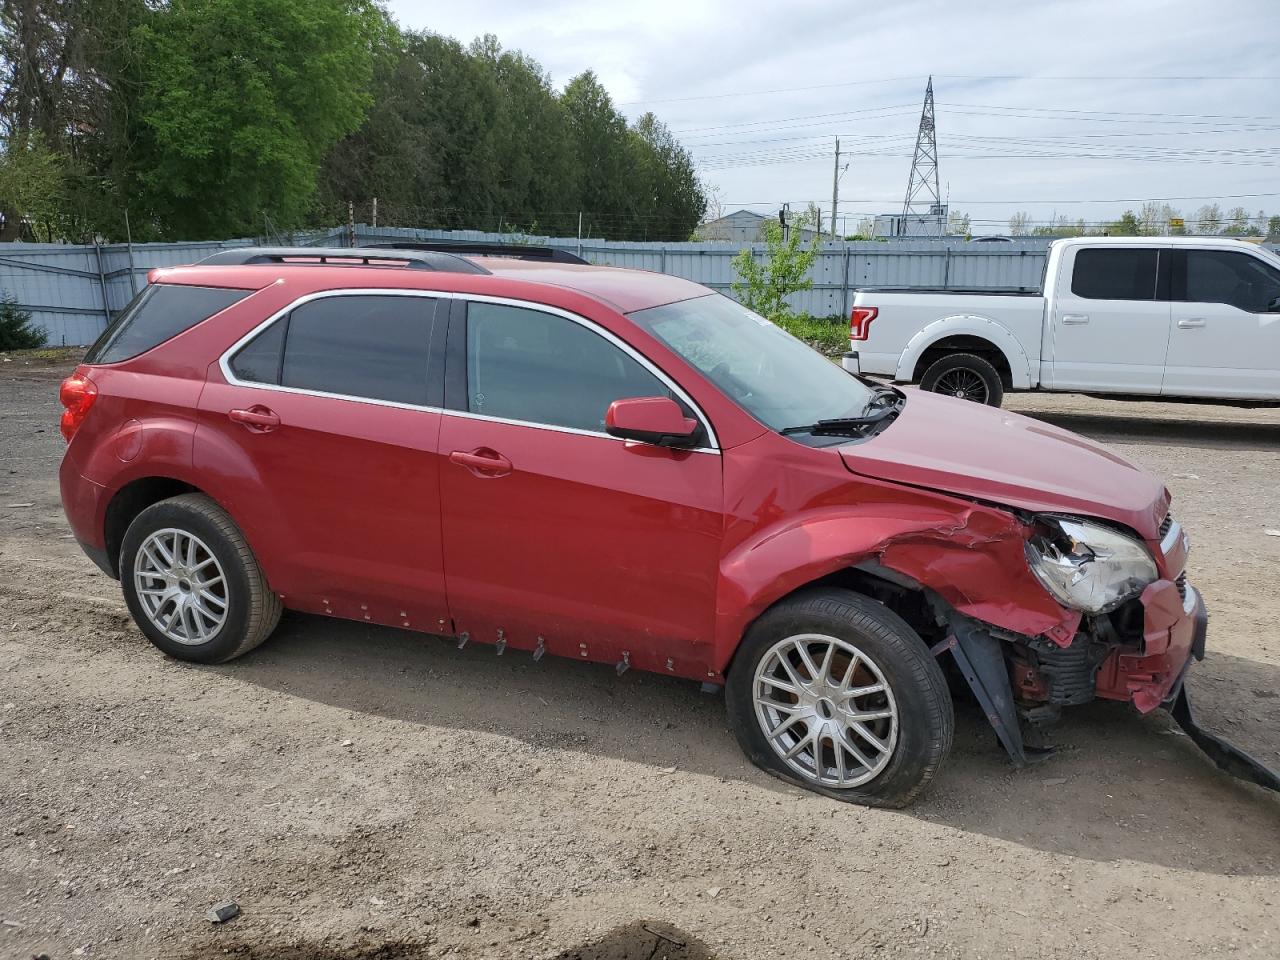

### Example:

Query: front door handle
xmin=449 ymin=448 xmax=512 ymax=477
xmin=1061 ymin=313 xmax=1090 ymax=324
xmin=228 ymin=405 xmax=280 ymax=432
xmin=1177 ymin=318 xmax=1207 ymax=329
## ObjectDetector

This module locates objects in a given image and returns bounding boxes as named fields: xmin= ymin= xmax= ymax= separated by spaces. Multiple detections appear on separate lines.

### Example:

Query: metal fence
xmin=0 ymin=227 xmax=1059 ymax=346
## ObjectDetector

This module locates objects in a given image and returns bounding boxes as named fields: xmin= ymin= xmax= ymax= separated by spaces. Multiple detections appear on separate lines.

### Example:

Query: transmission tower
xmin=902 ymin=76 xmax=942 ymax=217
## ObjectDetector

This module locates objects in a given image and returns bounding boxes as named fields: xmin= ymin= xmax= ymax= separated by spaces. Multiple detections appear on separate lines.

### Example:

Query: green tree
xmin=1194 ymin=204 xmax=1223 ymax=235
xmin=1221 ymin=206 xmax=1250 ymax=236
xmin=0 ymin=0 xmax=146 ymax=240
xmin=0 ymin=295 xmax=47 ymax=349
xmin=1268 ymin=215 xmax=1280 ymax=241
xmin=731 ymin=214 xmax=819 ymax=325
xmin=1106 ymin=210 xmax=1141 ymax=236
xmin=629 ymin=112 xmax=705 ymax=240
xmin=0 ymin=134 xmax=65 ymax=240
xmin=128 ymin=0 xmax=388 ymax=239
xmin=562 ymin=71 xmax=633 ymax=239
xmin=1007 ymin=211 xmax=1031 ymax=236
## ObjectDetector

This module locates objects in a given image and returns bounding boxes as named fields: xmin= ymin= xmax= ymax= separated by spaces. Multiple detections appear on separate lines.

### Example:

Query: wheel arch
xmin=896 ymin=315 xmax=1033 ymax=389
xmin=102 ymin=476 xmax=221 ymax=578
xmin=712 ymin=503 xmax=1079 ymax=677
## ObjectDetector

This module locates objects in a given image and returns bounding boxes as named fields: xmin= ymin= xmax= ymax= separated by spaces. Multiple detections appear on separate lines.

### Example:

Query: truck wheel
xmin=119 ymin=493 xmax=282 ymax=664
xmin=726 ymin=588 xmax=954 ymax=808
xmin=920 ymin=353 xmax=1004 ymax=406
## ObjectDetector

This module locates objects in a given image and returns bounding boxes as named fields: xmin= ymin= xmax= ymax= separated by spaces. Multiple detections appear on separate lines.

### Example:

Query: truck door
xmin=1161 ymin=247 xmax=1280 ymax=399
xmin=1046 ymin=245 xmax=1170 ymax=393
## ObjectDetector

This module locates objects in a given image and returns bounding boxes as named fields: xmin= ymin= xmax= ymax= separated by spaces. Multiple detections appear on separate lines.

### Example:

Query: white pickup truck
xmin=843 ymin=236 xmax=1280 ymax=406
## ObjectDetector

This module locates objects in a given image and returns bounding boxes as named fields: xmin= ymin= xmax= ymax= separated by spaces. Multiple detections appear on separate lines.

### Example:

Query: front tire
xmin=726 ymin=588 xmax=953 ymax=808
xmin=120 ymin=493 xmax=282 ymax=663
xmin=919 ymin=352 xmax=1004 ymax=406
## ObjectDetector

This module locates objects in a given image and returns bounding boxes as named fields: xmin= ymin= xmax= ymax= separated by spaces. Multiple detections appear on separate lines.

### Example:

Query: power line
xmin=622 ymin=74 xmax=1280 ymax=106
xmin=719 ymin=192 xmax=1280 ymax=206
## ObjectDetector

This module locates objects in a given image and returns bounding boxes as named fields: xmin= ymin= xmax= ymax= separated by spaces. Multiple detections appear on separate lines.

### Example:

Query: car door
xmin=1161 ymin=247 xmax=1280 ymax=399
xmin=437 ymin=297 xmax=725 ymax=676
xmin=1047 ymin=245 xmax=1171 ymax=393
xmin=195 ymin=291 xmax=451 ymax=630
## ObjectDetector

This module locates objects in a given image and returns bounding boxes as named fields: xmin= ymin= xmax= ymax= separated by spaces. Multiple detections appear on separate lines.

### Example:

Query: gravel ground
xmin=1 ymin=357 xmax=1278 ymax=960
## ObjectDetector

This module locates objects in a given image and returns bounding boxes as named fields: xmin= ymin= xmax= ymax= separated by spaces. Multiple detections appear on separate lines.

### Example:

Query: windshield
xmin=629 ymin=294 xmax=875 ymax=432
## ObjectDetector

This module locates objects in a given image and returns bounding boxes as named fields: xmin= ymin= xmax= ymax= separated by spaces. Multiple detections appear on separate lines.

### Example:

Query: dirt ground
xmin=1 ymin=355 xmax=1278 ymax=960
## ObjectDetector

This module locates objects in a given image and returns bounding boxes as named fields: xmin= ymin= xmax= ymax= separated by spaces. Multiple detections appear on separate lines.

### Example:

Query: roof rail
xmin=365 ymin=241 xmax=589 ymax=265
xmin=195 ymin=246 xmax=491 ymax=275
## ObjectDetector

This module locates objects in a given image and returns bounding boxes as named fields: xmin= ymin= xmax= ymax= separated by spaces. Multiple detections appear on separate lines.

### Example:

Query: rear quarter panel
xmin=851 ymin=291 xmax=1046 ymax=387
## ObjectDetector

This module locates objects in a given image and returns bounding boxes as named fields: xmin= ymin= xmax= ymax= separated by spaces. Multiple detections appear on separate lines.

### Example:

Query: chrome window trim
xmin=216 ymin=287 xmax=720 ymax=454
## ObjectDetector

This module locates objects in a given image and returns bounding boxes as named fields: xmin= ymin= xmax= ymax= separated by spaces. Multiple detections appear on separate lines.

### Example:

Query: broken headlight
xmin=1024 ymin=516 xmax=1157 ymax=614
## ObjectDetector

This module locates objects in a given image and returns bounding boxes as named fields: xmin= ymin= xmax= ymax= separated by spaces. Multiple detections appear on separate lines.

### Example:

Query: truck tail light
xmin=850 ymin=306 xmax=878 ymax=341
xmin=59 ymin=372 xmax=98 ymax=442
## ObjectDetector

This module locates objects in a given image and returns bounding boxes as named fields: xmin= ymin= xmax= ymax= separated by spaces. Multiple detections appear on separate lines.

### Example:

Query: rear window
xmin=1069 ymin=248 xmax=1159 ymax=301
xmin=85 ymin=284 xmax=252 ymax=364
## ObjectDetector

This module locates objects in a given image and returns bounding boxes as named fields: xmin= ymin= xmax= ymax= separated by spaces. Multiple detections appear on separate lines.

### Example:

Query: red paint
xmin=605 ymin=396 xmax=698 ymax=442
xmin=59 ymin=258 xmax=1200 ymax=716
xmin=1094 ymin=580 xmax=1198 ymax=713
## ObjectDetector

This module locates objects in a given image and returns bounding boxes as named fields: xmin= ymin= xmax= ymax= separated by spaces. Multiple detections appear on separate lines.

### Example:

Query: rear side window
xmin=86 ymin=284 xmax=252 ymax=364
xmin=1070 ymin=249 xmax=1159 ymax=301
xmin=228 ymin=295 xmax=437 ymax=406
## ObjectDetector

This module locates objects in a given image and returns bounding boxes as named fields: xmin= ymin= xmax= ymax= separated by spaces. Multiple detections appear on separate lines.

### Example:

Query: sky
xmin=383 ymin=0 xmax=1280 ymax=235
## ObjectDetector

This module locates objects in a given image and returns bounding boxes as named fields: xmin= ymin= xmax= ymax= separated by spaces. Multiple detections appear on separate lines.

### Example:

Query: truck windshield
xmin=629 ymin=294 xmax=876 ymax=432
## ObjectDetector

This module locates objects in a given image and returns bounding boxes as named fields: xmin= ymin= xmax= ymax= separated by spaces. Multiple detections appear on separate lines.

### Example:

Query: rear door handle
xmin=449 ymin=448 xmax=512 ymax=477
xmin=228 ymin=405 xmax=280 ymax=432
xmin=1061 ymin=314 xmax=1090 ymax=324
xmin=1177 ymin=318 xmax=1207 ymax=328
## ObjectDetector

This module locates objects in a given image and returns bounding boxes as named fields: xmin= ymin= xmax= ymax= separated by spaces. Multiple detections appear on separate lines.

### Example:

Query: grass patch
xmin=0 ymin=345 xmax=86 ymax=364
xmin=774 ymin=315 xmax=848 ymax=357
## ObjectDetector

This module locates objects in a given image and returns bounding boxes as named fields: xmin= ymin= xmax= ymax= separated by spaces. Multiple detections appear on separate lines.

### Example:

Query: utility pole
xmin=372 ymin=197 xmax=378 ymax=229
xmin=346 ymin=200 xmax=355 ymax=247
xmin=830 ymin=137 xmax=840 ymax=240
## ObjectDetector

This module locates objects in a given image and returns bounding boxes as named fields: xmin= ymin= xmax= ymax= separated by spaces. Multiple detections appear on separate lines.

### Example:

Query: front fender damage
xmin=716 ymin=502 xmax=1080 ymax=671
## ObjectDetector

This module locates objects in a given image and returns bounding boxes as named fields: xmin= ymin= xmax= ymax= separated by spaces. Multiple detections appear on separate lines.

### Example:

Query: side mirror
xmin=605 ymin=396 xmax=699 ymax=447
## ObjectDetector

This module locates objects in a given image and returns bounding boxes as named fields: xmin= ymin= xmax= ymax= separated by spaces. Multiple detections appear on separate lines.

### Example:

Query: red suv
xmin=59 ymin=245 xmax=1210 ymax=807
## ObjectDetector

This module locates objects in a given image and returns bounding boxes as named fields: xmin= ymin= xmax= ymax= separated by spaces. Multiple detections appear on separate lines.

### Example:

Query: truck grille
xmin=1175 ymin=571 xmax=1187 ymax=601
xmin=1159 ymin=513 xmax=1174 ymax=539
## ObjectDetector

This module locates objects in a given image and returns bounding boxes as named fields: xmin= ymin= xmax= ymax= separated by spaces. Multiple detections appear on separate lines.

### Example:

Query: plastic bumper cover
xmin=1095 ymin=579 xmax=1206 ymax=714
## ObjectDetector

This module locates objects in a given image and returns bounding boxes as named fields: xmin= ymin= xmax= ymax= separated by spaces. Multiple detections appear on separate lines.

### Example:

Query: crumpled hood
xmin=839 ymin=389 xmax=1169 ymax=539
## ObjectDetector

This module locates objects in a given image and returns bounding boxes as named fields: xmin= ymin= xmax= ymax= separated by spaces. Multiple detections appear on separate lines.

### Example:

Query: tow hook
xmin=1168 ymin=686 xmax=1280 ymax=794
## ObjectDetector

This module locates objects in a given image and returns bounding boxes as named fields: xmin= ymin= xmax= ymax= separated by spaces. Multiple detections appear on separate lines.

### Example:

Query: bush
xmin=774 ymin=314 xmax=848 ymax=357
xmin=0 ymin=295 xmax=48 ymax=350
xmin=730 ymin=214 xmax=819 ymax=325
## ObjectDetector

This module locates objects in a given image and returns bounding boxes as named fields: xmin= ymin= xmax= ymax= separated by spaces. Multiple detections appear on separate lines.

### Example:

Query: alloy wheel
xmin=932 ymin=368 xmax=989 ymax=403
xmin=133 ymin=528 xmax=229 ymax=645
xmin=752 ymin=633 xmax=899 ymax=788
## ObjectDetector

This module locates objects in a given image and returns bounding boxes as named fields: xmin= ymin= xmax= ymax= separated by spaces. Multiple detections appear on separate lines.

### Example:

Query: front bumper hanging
xmin=1168 ymin=685 xmax=1280 ymax=794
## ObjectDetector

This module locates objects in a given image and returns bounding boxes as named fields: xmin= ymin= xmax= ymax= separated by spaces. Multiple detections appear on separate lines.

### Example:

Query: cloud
xmin=385 ymin=0 xmax=1279 ymax=232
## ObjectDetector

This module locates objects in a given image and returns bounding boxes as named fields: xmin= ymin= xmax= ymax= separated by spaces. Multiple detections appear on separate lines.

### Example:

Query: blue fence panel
xmin=6 ymin=229 xmax=1256 ymax=346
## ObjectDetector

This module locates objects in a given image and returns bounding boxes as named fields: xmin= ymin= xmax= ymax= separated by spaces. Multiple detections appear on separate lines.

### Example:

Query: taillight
xmin=850 ymin=307 xmax=878 ymax=341
xmin=59 ymin=372 xmax=98 ymax=442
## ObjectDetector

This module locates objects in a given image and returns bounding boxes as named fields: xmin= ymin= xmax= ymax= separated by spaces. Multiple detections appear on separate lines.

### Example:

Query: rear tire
xmin=120 ymin=493 xmax=281 ymax=663
xmin=726 ymin=588 xmax=953 ymax=808
xmin=919 ymin=352 xmax=1004 ymax=407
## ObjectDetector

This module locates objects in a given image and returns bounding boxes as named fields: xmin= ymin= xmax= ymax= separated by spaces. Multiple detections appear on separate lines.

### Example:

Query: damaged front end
xmin=919 ymin=513 xmax=1278 ymax=793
